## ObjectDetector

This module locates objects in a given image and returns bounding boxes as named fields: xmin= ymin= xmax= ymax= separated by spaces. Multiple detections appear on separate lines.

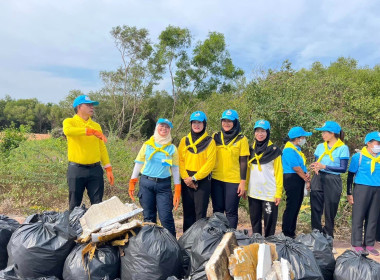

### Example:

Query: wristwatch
xmin=192 ymin=176 xmax=197 ymax=182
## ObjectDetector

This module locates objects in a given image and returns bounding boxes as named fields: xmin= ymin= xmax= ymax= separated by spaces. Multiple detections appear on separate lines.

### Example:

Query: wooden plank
xmin=205 ymin=232 xmax=238 ymax=280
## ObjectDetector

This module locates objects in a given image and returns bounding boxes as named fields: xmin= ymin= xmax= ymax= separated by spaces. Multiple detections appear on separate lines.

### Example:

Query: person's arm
xmin=324 ymin=159 xmax=349 ymax=173
xmin=63 ymin=118 xmax=86 ymax=136
xmin=193 ymin=140 xmax=217 ymax=181
xmin=347 ymin=171 xmax=355 ymax=196
xmin=274 ymin=156 xmax=283 ymax=206
xmin=293 ymin=166 xmax=309 ymax=181
xmin=178 ymin=138 xmax=190 ymax=179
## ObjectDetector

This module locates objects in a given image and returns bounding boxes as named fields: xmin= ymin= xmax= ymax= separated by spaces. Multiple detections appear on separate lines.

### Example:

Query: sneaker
xmin=332 ymin=247 xmax=337 ymax=254
xmin=366 ymin=246 xmax=380 ymax=256
xmin=352 ymin=246 xmax=366 ymax=254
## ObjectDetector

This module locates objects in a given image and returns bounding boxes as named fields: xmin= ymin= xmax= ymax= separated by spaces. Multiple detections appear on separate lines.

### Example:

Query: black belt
xmin=141 ymin=175 xmax=171 ymax=182
xmin=69 ymin=161 xmax=101 ymax=168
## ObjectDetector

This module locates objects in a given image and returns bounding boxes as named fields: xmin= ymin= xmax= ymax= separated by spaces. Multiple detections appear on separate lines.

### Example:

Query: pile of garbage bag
xmin=0 ymin=216 xmax=19 ymax=270
xmin=334 ymin=250 xmax=380 ymax=280
xmin=63 ymin=243 xmax=120 ymax=280
xmin=266 ymin=233 xmax=324 ymax=280
xmin=121 ymin=224 xmax=183 ymax=280
xmin=7 ymin=211 xmax=77 ymax=279
xmin=296 ymin=229 xmax=335 ymax=280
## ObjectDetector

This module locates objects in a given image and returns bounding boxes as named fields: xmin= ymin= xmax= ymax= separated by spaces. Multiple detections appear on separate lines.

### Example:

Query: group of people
xmin=63 ymin=95 xmax=380 ymax=256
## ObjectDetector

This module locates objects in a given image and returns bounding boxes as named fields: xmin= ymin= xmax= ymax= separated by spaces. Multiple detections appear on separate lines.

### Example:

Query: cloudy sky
xmin=1 ymin=0 xmax=379 ymax=103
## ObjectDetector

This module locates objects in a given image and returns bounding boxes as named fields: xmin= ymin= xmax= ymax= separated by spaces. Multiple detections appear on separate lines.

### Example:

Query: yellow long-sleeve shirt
xmin=178 ymin=136 xmax=216 ymax=181
xmin=63 ymin=115 xmax=110 ymax=166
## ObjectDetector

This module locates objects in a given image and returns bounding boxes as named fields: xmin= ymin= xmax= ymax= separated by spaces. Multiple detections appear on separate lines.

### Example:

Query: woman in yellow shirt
xmin=246 ymin=120 xmax=283 ymax=237
xmin=211 ymin=109 xmax=250 ymax=229
xmin=178 ymin=111 xmax=216 ymax=232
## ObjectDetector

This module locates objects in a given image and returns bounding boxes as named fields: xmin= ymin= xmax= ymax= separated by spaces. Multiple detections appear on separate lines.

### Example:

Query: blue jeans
xmin=138 ymin=176 xmax=176 ymax=236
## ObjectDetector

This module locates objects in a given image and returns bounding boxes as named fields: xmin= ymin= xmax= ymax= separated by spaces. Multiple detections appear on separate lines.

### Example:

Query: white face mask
xmin=372 ymin=145 xmax=380 ymax=154
xmin=298 ymin=138 xmax=307 ymax=146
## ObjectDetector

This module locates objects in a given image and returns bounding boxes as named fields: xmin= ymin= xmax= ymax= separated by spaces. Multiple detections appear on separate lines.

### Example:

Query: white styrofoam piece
xmin=257 ymin=243 xmax=273 ymax=280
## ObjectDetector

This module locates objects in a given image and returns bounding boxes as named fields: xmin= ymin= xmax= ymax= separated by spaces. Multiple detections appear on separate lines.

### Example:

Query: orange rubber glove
xmin=105 ymin=166 xmax=114 ymax=186
xmin=173 ymin=184 xmax=181 ymax=210
xmin=86 ymin=128 xmax=107 ymax=143
xmin=129 ymin=178 xmax=138 ymax=201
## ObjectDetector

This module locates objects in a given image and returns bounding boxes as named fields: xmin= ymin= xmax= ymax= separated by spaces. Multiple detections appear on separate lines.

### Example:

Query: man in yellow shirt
xmin=63 ymin=95 xmax=114 ymax=210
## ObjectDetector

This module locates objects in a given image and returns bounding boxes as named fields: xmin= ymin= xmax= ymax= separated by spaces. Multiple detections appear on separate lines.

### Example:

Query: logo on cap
xmin=195 ymin=112 xmax=200 ymax=117
xmin=226 ymin=110 xmax=232 ymax=115
xmin=260 ymin=120 xmax=265 ymax=125
xmin=378 ymin=132 xmax=380 ymax=137
xmin=85 ymin=96 xmax=90 ymax=101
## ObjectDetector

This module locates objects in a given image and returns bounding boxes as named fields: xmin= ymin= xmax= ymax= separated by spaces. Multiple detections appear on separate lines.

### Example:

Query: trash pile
xmin=1 ymin=199 xmax=380 ymax=280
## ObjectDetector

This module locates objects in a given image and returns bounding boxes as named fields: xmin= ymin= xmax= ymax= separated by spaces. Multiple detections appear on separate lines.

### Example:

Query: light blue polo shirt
xmin=282 ymin=146 xmax=307 ymax=174
xmin=135 ymin=143 xmax=178 ymax=178
xmin=314 ymin=143 xmax=350 ymax=175
xmin=348 ymin=152 xmax=380 ymax=187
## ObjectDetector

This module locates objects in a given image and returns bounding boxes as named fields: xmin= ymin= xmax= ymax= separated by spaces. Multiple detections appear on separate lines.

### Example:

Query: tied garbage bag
xmin=0 ymin=265 xmax=60 ymax=280
xmin=23 ymin=211 xmax=60 ymax=224
xmin=334 ymin=249 xmax=380 ymax=280
xmin=296 ymin=229 xmax=335 ymax=280
xmin=189 ymin=226 xmax=226 ymax=279
xmin=0 ymin=216 xmax=19 ymax=270
xmin=63 ymin=243 xmax=120 ymax=280
xmin=226 ymin=229 xmax=265 ymax=246
xmin=121 ymin=225 xmax=183 ymax=280
xmin=266 ymin=233 xmax=323 ymax=280
xmin=7 ymin=211 xmax=76 ymax=279
xmin=69 ymin=205 xmax=87 ymax=237
xmin=178 ymin=213 xmax=229 ymax=277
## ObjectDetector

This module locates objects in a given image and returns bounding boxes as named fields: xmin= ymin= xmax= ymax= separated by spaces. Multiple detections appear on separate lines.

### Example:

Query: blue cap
xmin=254 ymin=120 xmax=270 ymax=130
xmin=221 ymin=109 xmax=239 ymax=121
xmin=365 ymin=131 xmax=380 ymax=144
xmin=156 ymin=118 xmax=173 ymax=129
xmin=73 ymin=95 xmax=99 ymax=108
xmin=288 ymin=127 xmax=312 ymax=139
xmin=315 ymin=121 xmax=341 ymax=134
xmin=190 ymin=111 xmax=207 ymax=122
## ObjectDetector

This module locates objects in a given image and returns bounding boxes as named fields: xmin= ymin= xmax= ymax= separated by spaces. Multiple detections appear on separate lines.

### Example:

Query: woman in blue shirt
xmin=347 ymin=131 xmax=380 ymax=255
xmin=128 ymin=118 xmax=181 ymax=236
xmin=310 ymin=121 xmax=349 ymax=239
xmin=281 ymin=126 xmax=312 ymax=238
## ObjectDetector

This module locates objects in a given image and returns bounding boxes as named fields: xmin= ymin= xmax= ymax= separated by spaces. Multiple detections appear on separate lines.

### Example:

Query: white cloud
xmin=0 ymin=0 xmax=379 ymax=102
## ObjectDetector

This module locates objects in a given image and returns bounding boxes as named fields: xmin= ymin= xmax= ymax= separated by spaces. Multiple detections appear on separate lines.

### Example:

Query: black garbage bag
xmin=334 ymin=249 xmax=380 ymax=280
xmin=69 ymin=205 xmax=87 ymax=237
xmin=189 ymin=226 xmax=226 ymax=279
xmin=178 ymin=218 xmax=209 ymax=276
xmin=0 ymin=216 xmax=19 ymax=270
xmin=63 ymin=243 xmax=120 ymax=280
xmin=7 ymin=211 xmax=76 ymax=279
xmin=295 ymin=229 xmax=335 ymax=280
xmin=226 ymin=230 xmax=265 ymax=246
xmin=0 ymin=265 xmax=60 ymax=280
xmin=23 ymin=211 xmax=60 ymax=224
xmin=178 ymin=213 xmax=230 ymax=277
xmin=121 ymin=225 xmax=183 ymax=280
xmin=266 ymin=233 xmax=323 ymax=280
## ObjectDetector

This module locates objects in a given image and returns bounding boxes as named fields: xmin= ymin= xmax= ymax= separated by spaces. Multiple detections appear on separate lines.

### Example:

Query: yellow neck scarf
xmin=185 ymin=132 xmax=208 ymax=153
xmin=317 ymin=139 xmax=344 ymax=163
xmin=361 ymin=147 xmax=380 ymax=174
xmin=248 ymin=140 xmax=273 ymax=171
xmin=284 ymin=141 xmax=306 ymax=166
xmin=220 ymin=133 xmax=240 ymax=151
xmin=145 ymin=136 xmax=171 ymax=161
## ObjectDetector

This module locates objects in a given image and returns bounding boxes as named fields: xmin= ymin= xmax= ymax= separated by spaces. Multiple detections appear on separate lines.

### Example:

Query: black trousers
xmin=351 ymin=184 xmax=380 ymax=247
xmin=211 ymin=179 xmax=240 ymax=229
xmin=181 ymin=174 xmax=211 ymax=232
xmin=282 ymin=173 xmax=305 ymax=238
xmin=249 ymin=197 xmax=278 ymax=237
xmin=67 ymin=164 xmax=104 ymax=211
xmin=310 ymin=172 xmax=342 ymax=238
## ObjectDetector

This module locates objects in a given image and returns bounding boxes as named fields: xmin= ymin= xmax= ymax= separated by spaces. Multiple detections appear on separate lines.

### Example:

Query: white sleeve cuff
xmin=131 ymin=163 xmax=143 ymax=179
xmin=171 ymin=166 xmax=180 ymax=185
